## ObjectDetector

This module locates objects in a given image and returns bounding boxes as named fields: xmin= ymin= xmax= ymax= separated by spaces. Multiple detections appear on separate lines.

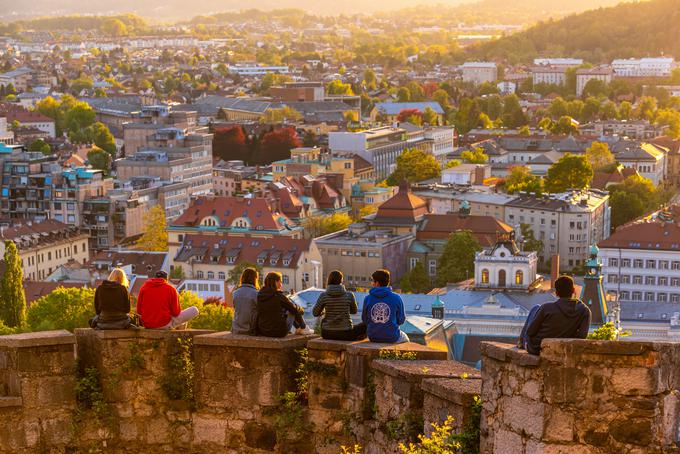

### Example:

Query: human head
xmin=155 ymin=270 xmax=168 ymax=281
xmin=554 ymin=275 xmax=575 ymax=298
xmin=371 ymin=269 xmax=390 ymax=287
xmin=108 ymin=268 xmax=129 ymax=288
xmin=327 ymin=270 xmax=343 ymax=286
xmin=240 ymin=267 xmax=260 ymax=289
xmin=263 ymin=272 xmax=283 ymax=290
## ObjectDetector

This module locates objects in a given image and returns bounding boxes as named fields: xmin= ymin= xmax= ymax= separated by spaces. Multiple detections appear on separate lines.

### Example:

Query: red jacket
xmin=136 ymin=278 xmax=180 ymax=328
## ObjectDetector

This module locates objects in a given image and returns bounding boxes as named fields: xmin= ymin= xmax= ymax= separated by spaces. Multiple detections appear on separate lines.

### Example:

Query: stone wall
xmin=0 ymin=329 xmax=481 ymax=454
xmin=480 ymin=339 xmax=680 ymax=454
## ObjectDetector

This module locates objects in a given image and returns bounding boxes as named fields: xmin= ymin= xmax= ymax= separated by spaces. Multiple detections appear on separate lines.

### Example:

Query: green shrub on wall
xmin=179 ymin=290 xmax=233 ymax=331
xmin=27 ymin=287 xmax=95 ymax=332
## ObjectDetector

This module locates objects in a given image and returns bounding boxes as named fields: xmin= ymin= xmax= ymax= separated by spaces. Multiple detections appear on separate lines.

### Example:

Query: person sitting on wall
xmin=362 ymin=269 xmax=409 ymax=344
xmin=137 ymin=270 xmax=199 ymax=329
xmin=232 ymin=267 xmax=260 ymax=335
xmin=256 ymin=271 xmax=313 ymax=337
xmin=523 ymin=274 xmax=591 ymax=355
xmin=313 ymin=270 xmax=367 ymax=341
xmin=91 ymin=268 xmax=136 ymax=330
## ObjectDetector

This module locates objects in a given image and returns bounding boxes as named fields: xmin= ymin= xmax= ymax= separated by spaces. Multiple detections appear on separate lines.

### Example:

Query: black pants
xmin=321 ymin=323 xmax=367 ymax=341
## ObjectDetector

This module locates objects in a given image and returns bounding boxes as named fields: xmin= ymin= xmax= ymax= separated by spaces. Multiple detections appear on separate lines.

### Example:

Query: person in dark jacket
xmin=524 ymin=275 xmax=591 ymax=355
xmin=93 ymin=268 xmax=133 ymax=329
xmin=137 ymin=271 xmax=199 ymax=329
xmin=256 ymin=272 xmax=312 ymax=337
xmin=362 ymin=269 xmax=409 ymax=343
xmin=313 ymin=270 xmax=366 ymax=341
xmin=232 ymin=268 xmax=259 ymax=335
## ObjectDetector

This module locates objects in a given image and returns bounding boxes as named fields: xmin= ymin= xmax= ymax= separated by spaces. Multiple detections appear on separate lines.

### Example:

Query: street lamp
xmin=606 ymin=290 xmax=621 ymax=340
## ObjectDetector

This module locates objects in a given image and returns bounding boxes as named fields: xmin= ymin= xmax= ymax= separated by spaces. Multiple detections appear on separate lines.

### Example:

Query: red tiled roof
xmin=375 ymin=181 xmax=428 ymax=221
xmin=591 ymin=167 xmax=638 ymax=190
xmin=599 ymin=206 xmax=680 ymax=252
xmin=417 ymin=214 xmax=513 ymax=247
xmin=172 ymin=196 xmax=291 ymax=231
xmin=174 ymin=233 xmax=312 ymax=268
xmin=88 ymin=250 xmax=167 ymax=276
xmin=1 ymin=219 xmax=84 ymax=250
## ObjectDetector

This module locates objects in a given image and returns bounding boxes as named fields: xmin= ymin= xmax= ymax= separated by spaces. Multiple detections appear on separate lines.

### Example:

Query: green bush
xmin=179 ymin=290 xmax=233 ymax=331
xmin=587 ymin=322 xmax=630 ymax=341
xmin=26 ymin=287 xmax=95 ymax=332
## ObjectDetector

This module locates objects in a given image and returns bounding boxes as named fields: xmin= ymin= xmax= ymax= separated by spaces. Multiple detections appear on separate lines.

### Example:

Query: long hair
xmin=108 ymin=268 xmax=129 ymax=288
xmin=263 ymin=272 xmax=282 ymax=290
xmin=240 ymin=267 xmax=260 ymax=290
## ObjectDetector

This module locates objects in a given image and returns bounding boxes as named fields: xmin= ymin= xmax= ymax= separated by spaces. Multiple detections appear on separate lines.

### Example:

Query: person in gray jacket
xmin=232 ymin=268 xmax=260 ymax=335
xmin=313 ymin=270 xmax=366 ymax=341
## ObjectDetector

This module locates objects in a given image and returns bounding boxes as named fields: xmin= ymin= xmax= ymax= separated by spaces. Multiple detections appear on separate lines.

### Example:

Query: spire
xmin=432 ymin=295 xmax=444 ymax=319
xmin=580 ymin=243 xmax=608 ymax=325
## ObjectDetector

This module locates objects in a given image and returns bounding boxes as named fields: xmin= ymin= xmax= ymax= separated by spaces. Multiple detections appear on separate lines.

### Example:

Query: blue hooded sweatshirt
xmin=362 ymin=286 xmax=406 ymax=343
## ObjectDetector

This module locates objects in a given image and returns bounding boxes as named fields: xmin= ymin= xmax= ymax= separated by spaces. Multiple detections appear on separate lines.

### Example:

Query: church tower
xmin=580 ymin=244 xmax=608 ymax=325
xmin=431 ymin=295 xmax=445 ymax=319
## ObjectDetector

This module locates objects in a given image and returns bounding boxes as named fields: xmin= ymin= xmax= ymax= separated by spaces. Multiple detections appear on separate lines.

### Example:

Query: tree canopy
xmin=0 ymin=241 xmax=26 ymax=328
xmin=136 ymin=205 xmax=168 ymax=252
xmin=436 ymin=231 xmax=482 ymax=286
xmin=386 ymin=148 xmax=441 ymax=186
xmin=544 ymin=154 xmax=593 ymax=193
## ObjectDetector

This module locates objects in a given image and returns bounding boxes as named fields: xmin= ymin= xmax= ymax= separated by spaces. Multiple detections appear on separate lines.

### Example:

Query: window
xmin=632 ymin=291 xmax=642 ymax=301
xmin=282 ymin=275 xmax=289 ymax=285
xmin=622 ymin=259 xmax=631 ymax=268
xmin=645 ymin=276 xmax=655 ymax=285
xmin=515 ymin=270 xmax=523 ymax=286
xmin=633 ymin=275 xmax=642 ymax=285
xmin=196 ymin=271 xmax=204 ymax=279
xmin=608 ymin=258 xmax=618 ymax=267
xmin=620 ymin=291 xmax=630 ymax=300
xmin=660 ymin=260 xmax=669 ymax=269
xmin=645 ymin=292 xmax=654 ymax=302
xmin=672 ymin=278 xmax=680 ymax=287
xmin=481 ymin=269 xmax=489 ymax=284
xmin=646 ymin=260 xmax=656 ymax=269
xmin=659 ymin=277 xmax=668 ymax=286
xmin=218 ymin=272 xmax=225 ymax=280
xmin=207 ymin=271 xmax=214 ymax=279
xmin=607 ymin=275 xmax=618 ymax=283
xmin=428 ymin=260 xmax=437 ymax=276
xmin=672 ymin=294 xmax=680 ymax=303
xmin=658 ymin=293 xmax=668 ymax=302
xmin=633 ymin=259 xmax=643 ymax=268
xmin=410 ymin=258 xmax=419 ymax=269
xmin=303 ymin=273 xmax=310 ymax=282
xmin=673 ymin=261 xmax=680 ymax=270
xmin=621 ymin=275 xmax=630 ymax=284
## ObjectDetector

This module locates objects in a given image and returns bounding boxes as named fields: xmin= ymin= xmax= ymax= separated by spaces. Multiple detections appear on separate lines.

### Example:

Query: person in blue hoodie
xmin=362 ymin=269 xmax=409 ymax=343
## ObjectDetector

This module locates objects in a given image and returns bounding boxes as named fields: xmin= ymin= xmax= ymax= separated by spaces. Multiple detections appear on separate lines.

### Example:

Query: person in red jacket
xmin=137 ymin=271 xmax=199 ymax=329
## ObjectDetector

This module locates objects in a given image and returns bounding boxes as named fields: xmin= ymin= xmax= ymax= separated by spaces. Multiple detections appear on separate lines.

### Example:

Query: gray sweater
xmin=312 ymin=284 xmax=357 ymax=331
xmin=232 ymin=284 xmax=258 ymax=334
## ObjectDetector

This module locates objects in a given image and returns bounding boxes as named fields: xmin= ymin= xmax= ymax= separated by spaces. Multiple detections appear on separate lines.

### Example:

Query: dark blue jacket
xmin=362 ymin=286 xmax=405 ymax=343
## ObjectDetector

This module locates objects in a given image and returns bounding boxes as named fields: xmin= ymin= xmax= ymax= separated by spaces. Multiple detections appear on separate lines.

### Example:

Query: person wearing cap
xmin=136 ymin=270 xmax=199 ymax=329
xmin=523 ymin=275 xmax=591 ymax=355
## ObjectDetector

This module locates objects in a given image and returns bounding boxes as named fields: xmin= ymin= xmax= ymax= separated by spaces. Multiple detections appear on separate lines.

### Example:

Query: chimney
xmin=550 ymin=255 xmax=560 ymax=290
xmin=474 ymin=166 xmax=486 ymax=185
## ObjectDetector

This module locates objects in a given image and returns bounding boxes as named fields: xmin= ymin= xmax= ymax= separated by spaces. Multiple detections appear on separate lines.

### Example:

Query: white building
xmin=611 ymin=58 xmax=675 ymax=78
xmin=441 ymin=164 xmax=490 ymax=185
xmin=496 ymin=81 xmax=516 ymax=95
xmin=227 ymin=64 xmax=290 ymax=76
xmin=599 ymin=206 xmax=680 ymax=305
xmin=460 ymin=62 xmax=497 ymax=85
xmin=534 ymin=58 xmax=583 ymax=68
xmin=614 ymin=142 xmax=666 ymax=186
xmin=531 ymin=66 xmax=566 ymax=86
xmin=474 ymin=233 xmax=539 ymax=290
xmin=576 ymin=67 xmax=613 ymax=97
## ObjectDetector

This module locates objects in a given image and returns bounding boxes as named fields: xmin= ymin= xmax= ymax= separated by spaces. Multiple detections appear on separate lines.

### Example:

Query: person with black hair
xmin=523 ymin=275 xmax=591 ymax=355
xmin=256 ymin=272 xmax=313 ymax=337
xmin=313 ymin=270 xmax=366 ymax=341
xmin=361 ymin=269 xmax=409 ymax=343
xmin=137 ymin=270 xmax=199 ymax=329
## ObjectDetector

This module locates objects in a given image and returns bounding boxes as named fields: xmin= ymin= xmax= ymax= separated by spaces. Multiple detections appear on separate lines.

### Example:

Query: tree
xmin=212 ymin=125 xmax=248 ymax=162
xmin=26 ymin=287 xmax=95 ymax=332
xmin=169 ymin=267 xmax=186 ymax=280
xmin=259 ymin=72 xmax=291 ymax=93
xmin=585 ymin=142 xmax=615 ymax=171
xmin=0 ymin=241 xmax=26 ymax=328
xmin=70 ymin=75 xmax=94 ymax=94
xmin=343 ymin=111 xmax=359 ymax=124
xmin=28 ymin=139 xmax=51 ymax=154
xmin=386 ymin=148 xmax=441 ymax=185
xmin=545 ymin=154 xmax=593 ymax=193
xmin=397 ymin=108 xmax=423 ymax=125
xmin=609 ymin=175 xmax=665 ymax=228
xmin=88 ymin=122 xmax=117 ymax=157
xmin=179 ymin=291 xmax=233 ymax=331
xmin=619 ymin=101 xmax=633 ymax=120
xmin=436 ymin=231 xmax=481 ymax=286
xmin=400 ymin=262 xmax=431 ymax=294
xmin=520 ymin=224 xmax=544 ymax=257
xmin=445 ymin=159 xmax=461 ymax=169
xmin=397 ymin=87 xmax=411 ymax=102
xmin=136 ymin=205 xmax=168 ymax=251
xmin=228 ymin=262 xmax=262 ymax=286
xmin=518 ymin=125 xmax=531 ymax=136
xmin=260 ymin=107 xmax=302 ymax=124
xmin=422 ymin=106 xmax=439 ymax=126
xmin=256 ymin=127 xmax=301 ymax=164
xmin=302 ymin=213 xmax=353 ymax=238
xmin=326 ymin=79 xmax=353 ymax=95
xmin=504 ymin=166 xmax=543 ymax=195
xmin=551 ymin=116 xmax=579 ymax=135
xmin=87 ymin=148 xmax=112 ymax=172
xmin=461 ymin=148 xmax=489 ymax=164
xmin=582 ymin=79 xmax=609 ymax=98
xmin=363 ymin=69 xmax=377 ymax=91
xmin=501 ymin=94 xmax=526 ymax=128
xmin=432 ymin=89 xmax=451 ymax=112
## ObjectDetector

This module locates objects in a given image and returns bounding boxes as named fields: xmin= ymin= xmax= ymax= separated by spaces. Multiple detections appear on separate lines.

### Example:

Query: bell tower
xmin=580 ymin=244 xmax=608 ymax=325
xmin=431 ymin=295 xmax=445 ymax=320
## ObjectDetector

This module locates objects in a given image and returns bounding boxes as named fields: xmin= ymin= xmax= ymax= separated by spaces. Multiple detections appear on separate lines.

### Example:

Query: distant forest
xmin=469 ymin=0 xmax=680 ymax=63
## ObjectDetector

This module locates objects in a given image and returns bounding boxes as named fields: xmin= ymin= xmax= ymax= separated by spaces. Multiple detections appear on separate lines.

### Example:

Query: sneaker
xmin=295 ymin=327 xmax=314 ymax=335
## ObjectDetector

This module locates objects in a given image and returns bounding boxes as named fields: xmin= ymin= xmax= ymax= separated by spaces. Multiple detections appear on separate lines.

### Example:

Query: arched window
xmin=218 ymin=272 xmax=225 ymax=280
xmin=515 ymin=270 xmax=523 ymax=286
xmin=498 ymin=269 xmax=506 ymax=287
xmin=207 ymin=271 xmax=215 ymax=280
xmin=196 ymin=271 xmax=204 ymax=279
xmin=481 ymin=269 xmax=489 ymax=284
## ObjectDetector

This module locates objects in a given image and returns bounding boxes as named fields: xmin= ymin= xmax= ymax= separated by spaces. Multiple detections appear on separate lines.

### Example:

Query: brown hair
xmin=263 ymin=272 xmax=283 ymax=290
xmin=371 ymin=269 xmax=391 ymax=287
xmin=239 ymin=267 xmax=260 ymax=289
xmin=555 ymin=275 xmax=575 ymax=298
xmin=327 ymin=270 xmax=343 ymax=286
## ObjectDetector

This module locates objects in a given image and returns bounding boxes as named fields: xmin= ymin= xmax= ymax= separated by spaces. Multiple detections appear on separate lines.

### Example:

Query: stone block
xmin=493 ymin=428 xmax=523 ymax=454
xmin=193 ymin=414 xmax=228 ymax=444
xmin=243 ymin=421 xmax=277 ymax=451
xmin=609 ymin=417 xmax=653 ymax=446
xmin=501 ymin=395 xmax=544 ymax=439
xmin=543 ymin=407 xmax=574 ymax=442
xmin=20 ymin=375 xmax=75 ymax=409
xmin=661 ymin=390 xmax=680 ymax=444
xmin=610 ymin=367 xmax=660 ymax=396
xmin=543 ymin=367 xmax=587 ymax=405
xmin=526 ymin=440 xmax=597 ymax=454
xmin=193 ymin=331 xmax=316 ymax=348
xmin=0 ymin=330 xmax=75 ymax=348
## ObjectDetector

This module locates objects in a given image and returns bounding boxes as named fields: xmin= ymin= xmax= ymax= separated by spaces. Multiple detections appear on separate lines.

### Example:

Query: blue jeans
xmin=285 ymin=312 xmax=306 ymax=332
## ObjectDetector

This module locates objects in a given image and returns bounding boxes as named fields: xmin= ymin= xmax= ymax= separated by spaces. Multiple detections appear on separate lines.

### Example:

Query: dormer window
xmin=283 ymin=260 xmax=290 ymax=266
xmin=257 ymin=258 xmax=265 ymax=265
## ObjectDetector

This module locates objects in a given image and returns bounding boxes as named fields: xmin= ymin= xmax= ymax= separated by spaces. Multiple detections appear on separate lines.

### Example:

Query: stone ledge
xmin=0 ymin=330 xmax=75 ymax=348
xmin=346 ymin=341 xmax=447 ymax=359
xmin=421 ymin=378 xmax=481 ymax=405
xmin=371 ymin=360 xmax=481 ymax=380
xmin=307 ymin=338 xmax=364 ymax=351
xmin=541 ymin=339 xmax=664 ymax=364
xmin=480 ymin=342 xmax=540 ymax=367
xmin=0 ymin=396 xmax=22 ymax=407
xmin=74 ymin=328 xmax=215 ymax=340
xmin=194 ymin=331 xmax=318 ymax=348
